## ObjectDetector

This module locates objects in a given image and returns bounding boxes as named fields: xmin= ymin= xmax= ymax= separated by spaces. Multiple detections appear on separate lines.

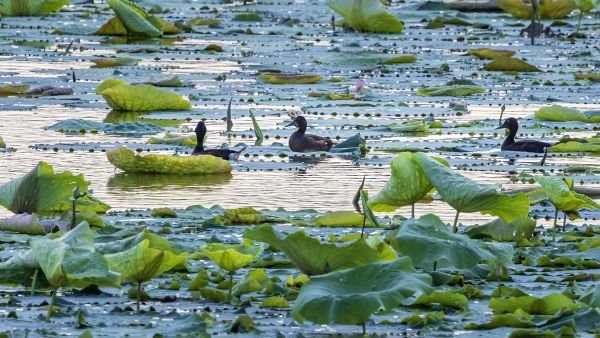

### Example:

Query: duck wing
xmin=513 ymin=140 xmax=554 ymax=153
xmin=305 ymin=133 xmax=334 ymax=151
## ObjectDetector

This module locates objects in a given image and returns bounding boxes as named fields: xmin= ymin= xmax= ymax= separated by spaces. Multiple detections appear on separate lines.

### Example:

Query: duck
xmin=192 ymin=121 xmax=246 ymax=160
xmin=286 ymin=116 xmax=333 ymax=152
xmin=496 ymin=117 xmax=553 ymax=153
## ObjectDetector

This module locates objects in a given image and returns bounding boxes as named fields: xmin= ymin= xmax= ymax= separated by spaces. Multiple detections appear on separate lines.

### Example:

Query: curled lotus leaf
xmin=327 ymin=0 xmax=404 ymax=33
xmin=203 ymin=242 xmax=263 ymax=272
xmin=496 ymin=0 xmax=576 ymax=19
xmin=483 ymin=57 xmax=541 ymax=72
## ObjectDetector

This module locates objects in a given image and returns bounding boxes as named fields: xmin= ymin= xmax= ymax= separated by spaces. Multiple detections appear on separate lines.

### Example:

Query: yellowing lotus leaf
xmin=106 ymin=147 xmax=232 ymax=175
xmin=467 ymin=48 xmax=516 ymax=60
xmin=416 ymin=85 xmax=486 ymax=96
xmin=95 ymin=79 xmax=128 ymax=94
xmin=203 ymin=243 xmax=262 ymax=272
xmin=98 ymin=81 xmax=191 ymax=111
xmin=312 ymin=210 xmax=373 ymax=227
xmin=383 ymin=55 xmax=417 ymax=64
xmin=497 ymin=0 xmax=576 ymax=19
xmin=257 ymin=73 xmax=322 ymax=84
xmin=327 ymin=0 xmax=404 ymax=33
xmin=483 ymin=57 xmax=541 ymax=72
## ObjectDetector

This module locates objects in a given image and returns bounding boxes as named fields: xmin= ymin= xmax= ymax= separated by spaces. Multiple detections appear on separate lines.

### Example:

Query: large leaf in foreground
xmin=291 ymin=258 xmax=432 ymax=325
xmin=388 ymin=214 xmax=513 ymax=270
xmin=368 ymin=152 xmax=447 ymax=212
xmin=243 ymin=224 xmax=379 ymax=275
xmin=0 ymin=162 xmax=107 ymax=215
xmin=327 ymin=0 xmax=404 ymax=33
xmin=414 ymin=153 xmax=529 ymax=223
xmin=30 ymin=222 xmax=121 ymax=289
xmin=534 ymin=176 xmax=600 ymax=213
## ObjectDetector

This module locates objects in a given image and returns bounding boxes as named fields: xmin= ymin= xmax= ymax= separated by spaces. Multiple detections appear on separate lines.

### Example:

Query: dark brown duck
xmin=286 ymin=116 xmax=333 ymax=152
xmin=497 ymin=117 xmax=553 ymax=153
xmin=192 ymin=121 xmax=246 ymax=160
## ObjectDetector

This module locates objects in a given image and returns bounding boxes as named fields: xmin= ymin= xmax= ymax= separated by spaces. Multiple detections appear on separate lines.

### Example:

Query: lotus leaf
xmin=465 ymin=218 xmax=536 ymax=241
xmin=534 ymin=176 xmax=600 ymax=213
xmin=90 ymin=57 xmax=138 ymax=68
xmin=466 ymin=309 xmax=535 ymax=329
xmin=106 ymin=147 xmax=232 ymax=175
xmin=483 ymin=57 xmax=541 ymax=72
xmin=401 ymin=311 xmax=445 ymax=327
xmin=383 ymin=55 xmax=417 ymax=64
xmin=291 ymin=258 xmax=432 ymax=325
xmin=203 ymin=242 xmax=262 ymax=272
xmin=329 ymin=133 xmax=365 ymax=154
xmin=151 ymin=207 xmax=177 ymax=218
xmin=95 ymin=79 xmax=128 ymax=94
xmin=368 ymin=152 xmax=448 ymax=213
xmin=0 ymin=249 xmax=47 ymax=287
xmin=467 ymin=48 xmax=516 ymax=60
xmin=249 ymin=110 xmax=263 ymax=144
xmin=257 ymin=73 xmax=322 ymax=84
xmin=415 ymin=153 xmax=530 ymax=225
xmin=550 ymin=141 xmax=600 ymax=153
xmin=98 ymin=81 xmax=191 ymax=111
xmin=416 ymin=85 xmax=486 ymax=96
xmin=31 ymin=222 xmax=121 ymax=289
xmin=187 ymin=17 xmax=221 ymax=26
xmin=497 ymin=0 xmax=576 ymax=19
xmin=244 ymin=224 xmax=380 ymax=275
xmin=231 ymin=269 xmax=270 ymax=296
xmin=147 ymin=132 xmax=197 ymax=146
xmin=308 ymin=92 xmax=355 ymax=100
xmin=0 ymin=213 xmax=48 ymax=235
xmin=0 ymin=161 xmax=109 ymax=215
xmin=575 ymin=73 xmax=600 ymax=81
xmin=388 ymin=214 xmax=514 ymax=270
xmin=60 ymin=209 xmax=105 ymax=228
xmin=0 ymin=84 xmax=30 ymax=95
xmin=388 ymin=120 xmax=429 ymax=132
xmin=261 ymin=296 xmax=288 ymax=308
xmin=580 ymin=284 xmax=600 ymax=308
xmin=49 ymin=118 xmax=164 ymax=135
xmin=233 ymin=12 xmax=262 ymax=21
xmin=413 ymin=290 xmax=469 ymax=309
xmin=0 ymin=136 xmax=5 ymax=148
xmin=535 ymin=105 xmax=600 ymax=123
xmin=489 ymin=293 xmax=580 ymax=315
xmin=99 ymin=0 xmax=163 ymax=37
xmin=327 ymin=0 xmax=404 ymax=33
xmin=312 ymin=210 xmax=374 ymax=227
xmin=0 ymin=0 xmax=68 ymax=16
xmin=221 ymin=207 xmax=285 ymax=224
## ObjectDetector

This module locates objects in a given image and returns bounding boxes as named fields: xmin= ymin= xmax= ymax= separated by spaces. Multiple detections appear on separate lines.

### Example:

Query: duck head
xmin=496 ymin=117 xmax=519 ymax=131
xmin=285 ymin=116 xmax=307 ymax=131
xmin=195 ymin=121 xmax=207 ymax=135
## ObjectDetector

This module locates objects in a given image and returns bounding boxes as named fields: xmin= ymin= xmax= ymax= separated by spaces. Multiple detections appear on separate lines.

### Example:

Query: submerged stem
xmin=47 ymin=288 xmax=57 ymax=321
xmin=137 ymin=283 xmax=142 ymax=313
xmin=433 ymin=261 xmax=437 ymax=272
xmin=228 ymin=272 xmax=234 ymax=302
xmin=411 ymin=204 xmax=415 ymax=219
xmin=577 ymin=10 xmax=583 ymax=33
xmin=361 ymin=321 xmax=366 ymax=336
xmin=31 ymin=268 xmax=39 ymax=296
xmin=552 ymin=208 xmax=559 ymax=242
xmin=453 ymin=210 xmax=460 ymax=233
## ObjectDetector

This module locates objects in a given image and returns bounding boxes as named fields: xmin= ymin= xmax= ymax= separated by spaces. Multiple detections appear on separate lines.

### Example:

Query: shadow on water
xmin=107 ymin=173 xmax=233 ymax=191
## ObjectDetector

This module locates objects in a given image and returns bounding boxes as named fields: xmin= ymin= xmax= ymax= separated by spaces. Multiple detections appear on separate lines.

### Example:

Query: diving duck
xmin=192 ymin=121 xmax=246 ymax=160
xmin=497 ymin=117 xmax=553 ymax=153
xmin=286 ymin=116 xmax=333 ymax=152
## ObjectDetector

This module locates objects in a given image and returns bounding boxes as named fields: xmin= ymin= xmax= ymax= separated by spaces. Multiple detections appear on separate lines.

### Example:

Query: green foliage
xmin=383 ymin=55 xmax=417 ymax=64
xmin=0 ymin=84 xmax=30 ymax=95
xmin=416 ymin=85 xmax=486 ymax=96
xmin=203 ymin=242 xmax=262 ymax=273
xmin=0 ymin=161 xmax=109 ymax=215
xmin=489 ymin=293 xmax=580 ymax=315
xmin=534 ymin=176 xmax=600 ymax=214
xmin=249 ymin=110 xmax=263 ymax=144
xmin=483 ymin=57 xmax=541 ymax=72
xmin=388 ymin=120 xmax=429 ymax=132
xmin=106 ymin=147 xmax=232 ymax=175
xmin=257 ymin=73 xmax=322 ymax=84
xmin=96 ymin=0 xmax=173 ymax=37
xmin=97 ymin=79 xmax=191 ymax=111
xmin=0 ymin=0 xmax=68 ymax=16
xmin=261 ymin=296 xmax=288 ymax=308
xmin=90 ymin=58 xmax=138 ymax=68
xmin=312 ymin=210 xmax=373 ymax=227
xmin=414 ymin=290 xmax=469 ymax=309
xmin=232 ymin=269 xmax=270 ymax=296
xmin=466 ymin=309 xmax=535 ymax=329
xmin=467 ymin=48 xmax=516 ymax=59
xmin=327 ymin=0 xmax=404 ymax=33
xmin=244 ymin=224 xmax=380 ymax=275
xmin=550 ymin=141 xmax=600 ymax=153
xmin=151 ymin=207 xmax=177 ymax=218
xmin=496 ymin=0 xmax=576 ymax=19
xmin=400 ymin=311 xmax=445 ymax=327
xmin=233 ymin=12 xmax=262 ymax=21
xmin=465 ymin=218 xmax=536 ymax=241
xmin=535 ymin=105 xmax=600 ymax=123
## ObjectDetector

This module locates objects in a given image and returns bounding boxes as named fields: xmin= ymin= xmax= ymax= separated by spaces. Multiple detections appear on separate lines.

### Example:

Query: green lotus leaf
xmin=233 ymin=12 xmax=262 ymax=21
xmin=105 ymin=239 xmax=187 ymax=284
xmin=388 ymin=214 xmax=514 ymax=270
xmin=483 ymin=57 xmax=541 ymax=72
xmin=329 ymin=133 xmax=365 ymax=154
xmin=188 ymin=270 xmax=210 ymax=291
xmin=508 ymin=329 xmax=558 ymax=338
xmin=327 ymin=0 xmax=404 ymax=33
xmin=312 ymin=210 xmax=373 ymax=227
xmin=534 ymin=176 xmax=600 ymax=212
xmin=231 ymin=269 xmax=270 ymax=296
xmin=465 ymin=309 xmax=535 ymax=329
xmin=199 ymin=287 xmax=229 ymax=302
xmin=0 ymin=136 xmax=5 ymax=148
xmin=98 ymin=80 xmax=191 ymax=111
xmin=496 ymin=0 xmax=576 ymax=19
xmin=0 ymin=84 xmax=30 ymax=95
xmin=535 ymin=105 xmax=600 ymax=123
xmin=383 ymin=55 xmax=417 ymax=64
xmin=400 ymin=311 xmax=445 ymax=327
xmin=489 ymin=293 xmax=580 ymax=315
xmin=102 ymin=0 xmax=162 ymax=37
xmin=187 ymin=17 xmax=222 ymax=26
xmin=221 ymin=207 xmax=285 ymax=225
xmin=388 ymin=120 xmax=430 ymax=132
xmin=203 ymin=242 xmax=262 ymax=272
xmin=465 ymin=218 xmax=536 ymax=242
xmin=580 ymin=284 xmax=600 ymax=308
xmin=366 ymin=235 xmax=397 ymax=261
xmin=261 ymin=296 xmax=288 ymax=308
xmin=96 ymin=229 xmax=186 ymax=263
xmin=106 ymin=147 xmax=232 ymax=175
xmin=30 ymin=222 xmax=121 ymax=289
xmin=0 ymin=161 xmax=109 ymax=215
xmin=0 ymin=0 xmax=68 ymax=16
xmin=90 ymin=57 xmax=138 ymax=68
xmin=0 ymin=249 xmax=48 ymax=287
xmin=291 ymin=258 xmax=432 ymax=325
xmin=244 ymin=224 xmax=380 ymax=275
xmin=249 ymin=110 xmax=263 ymax=144
xmin=413 ymin=290 xmax=469 ymax=309
xmin=257 ymin=73 xmax=321 ymax=84
xmin=416 ymin=85 xmax=486 ymax=96
xmin=415 ymin=153 xmax=530 ymax=223
xmin=95 ymin=79 xmax=128 ymax=94
xmin=308 ymin=92 xmax=355 ymax=100
xmin=60 ymin=209 xmax=105 ymax=228
xmin=368 ymin=152 xmax=448 ymax=212
xmin=550 ymin=141 xmax=600 ymax=153
xmin=575 ymin=73 xmax=600 ymax=81
xmin=147 ymin=132 xmax=197 ymax=146
xmin=575 ymin=0 xmax=596 ymax=12
xmin=467 ymin=48 xmax=516 ymax=59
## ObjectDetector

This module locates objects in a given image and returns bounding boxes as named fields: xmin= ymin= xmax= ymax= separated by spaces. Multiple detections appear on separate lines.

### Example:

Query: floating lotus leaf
xmin=535 ymin=105 xmax=600 ymax=123
xmin=0 ymin=213 xmax=48 ymax=235
xmin=232 ymin=269 xmax=270 ymax=296
xmin=221 ymin=207 xmax=285 ymax=224
xmin=147 ymin=132 xmax=197 ymax=146
xmin=95 ymin=79 xmax=128 ymax=94
xmin=383 ymin=55 xmax=417 ymax=64
xmin=401 ymin=311 xmax=445 ymax=327
xmin=413 ymin=290 xmax=469 ymax=309
xmin=368 ymin=152 xmax=448 ymax=212
xmin=0 ymin=0 xmax=68 ymax=16
xmin=257 ymin=73 xmax=322 ymax=84
xmin=496 ymin=0 xmax=576 ymax=19
xmin=389 ymin=120 xmax=430 ymax=132
xmin=187 ymin=17 xmax=222 ymax=26
xmin=466 ymin=309 xmax=535 ymax=329
xmin=312 ymin=210 xmax=373 ymax=227
xmin=388 ymin=214 xmax=514 ymax=270
xmin=0 ymin=136 xmax=5 ymax=148
xmin=414 ymin=153 xmax=530 ymax=224
xmin=203 ymin=242 xmax=262 ymax=272
xmin=489 ymin=293 xmax=580 ymax=315
xmin=0 ymin=161 xmax=109 ymax=215
xmin=467 ymin=48 xmax=516 ymax=60
xmin=261 ymin=296 xmax=288 ymax=308
xmin=106 ymin=147 xmax=232 ymax=175
xmin=97 ymin=79 xmax=191 ymax=111
xmin=244 ymin=224 xmax=380 ymax=275
xmin=575 ymin=73 xmax=600 ymax=81
xmin=308 ymin=92 xmax=355 ymax=100
xmin=329 ymin=133 xmax=365 ymax=154
xmin=233 ymin=12 xmax=262 ymax=21
xmin=90 ymin=57 xmax=138 ymax=68
xmin=483 ymin=57 xmax=541 ymax=72
xmin=291 ymin=258 xmax=432 ymax=325
xmin=327 ymin=0 xmax=404 ymax=33
xmin=151 ymin=207 xmax=177 ymax=218
xmin=0 ymin=84 xmax=30 ymax=95
xmin=550 ymin=141 xmax=600 ymax=153
xmin=416 ymin=85 xmax=486 ymax=96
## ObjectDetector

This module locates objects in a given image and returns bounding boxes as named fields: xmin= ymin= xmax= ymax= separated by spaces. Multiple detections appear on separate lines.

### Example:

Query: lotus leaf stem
xmin=137 ymin=283 xmax=142 ymax=313
xmin=361 ymin=321 xmax=366 ymax=336
xmin=577 ymin=11 xmax=583 ymax=33
xmin=530 ymin=0 xmax=539 ymax=46
xmin=453 ymin=211 xmax=460 ymax=233
xmin=31 ymin=268 xmax=39 ymax=296
xmin=433 ymin=261 xmax=437 ymax=272
xmin=228 ymin=272 xmax=234 ymax=302
xmin=411 ymin=204 xmax=415 ymax=219
xmin=552 ymin=208 xmax=559 ymax=242
xmin=47 ymin=288 xmax=57 ymax=321
xmin=562 ymin=211 xmax=567 ymax=232
xmin=360 ymin=214 xmax=366 ymax=239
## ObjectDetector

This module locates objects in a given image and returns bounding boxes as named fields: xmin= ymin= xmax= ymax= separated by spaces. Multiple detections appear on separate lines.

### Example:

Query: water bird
xmin=496 ymin=117 xmax=553 ymax=153
xmin=192 ymin=121 xmax=246 ymax=160
xmin=286 ymin=116 xmax=333 ymax=152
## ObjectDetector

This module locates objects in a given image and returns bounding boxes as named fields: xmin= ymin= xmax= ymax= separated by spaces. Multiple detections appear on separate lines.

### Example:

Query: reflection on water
xmin=108 ymin=173 xmax=232 ymax=190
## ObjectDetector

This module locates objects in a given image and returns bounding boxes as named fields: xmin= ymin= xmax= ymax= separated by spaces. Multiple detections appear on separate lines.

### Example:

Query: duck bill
xmin=496 ymin=122 xmax=507 ymax=129
xmin=285 ymin=121 xmax=296 ymax=127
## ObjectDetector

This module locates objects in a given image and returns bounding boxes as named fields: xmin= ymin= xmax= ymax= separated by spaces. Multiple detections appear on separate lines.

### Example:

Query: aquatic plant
xmin=96 ymin=0 xmax=177 ymax=37
xmin=483 ymin=57 xmax=541 ymax=72
xmin=467 ymin=49 xmax=516 ymax=60
xmin=97 ymin=79 xmax=191 ymax=111
xmin=257 ymin=73 xmax=322 ymax=84
xmin=0 ymin=0 xmax=68 ymax=16
xmin=535 ymin=105 xmax=600 ymax=123
xmin=416 ymin=85 xmax=486 ymax=96
xmin=496 ymin=0 xmax=576 ymax=19
xmin=327 ymin=0 xmax=404 ymax=33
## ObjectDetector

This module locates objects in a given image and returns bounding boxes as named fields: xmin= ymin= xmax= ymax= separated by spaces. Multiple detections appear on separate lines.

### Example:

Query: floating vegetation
xmin=416 ymin=85 xmax=487 ymax=96
xmin=257 ymin=73 xmax=322 ymax=84
xmin=97 ymin=79 xmax=191 ymax=111
xmin=497 ymin=0 xmax=576 ymax=19
xmin=327 ymin=0 xmax=404 ymax=33
xmin=483 ymin=57 xmax=541 ymax=72
xmin=467 ymin=48 xmax=516 ymax=60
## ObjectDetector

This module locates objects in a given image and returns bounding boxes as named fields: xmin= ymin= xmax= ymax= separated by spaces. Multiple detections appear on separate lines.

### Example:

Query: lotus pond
xmin=1 ymin=0 xmax=600 ymax=337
